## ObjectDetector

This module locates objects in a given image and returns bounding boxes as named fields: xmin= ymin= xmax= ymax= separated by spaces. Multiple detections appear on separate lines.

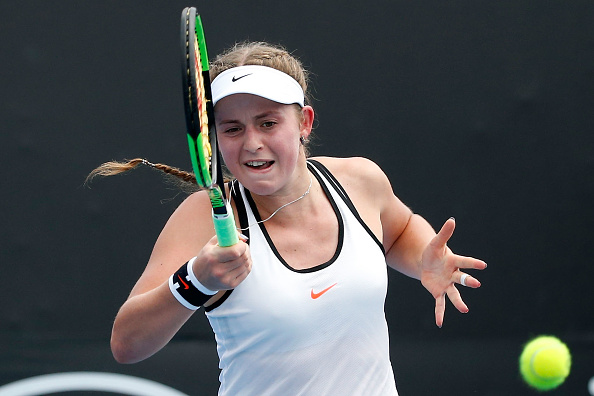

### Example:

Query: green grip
xmin=213 ymin=209 xmax=239 ymax=247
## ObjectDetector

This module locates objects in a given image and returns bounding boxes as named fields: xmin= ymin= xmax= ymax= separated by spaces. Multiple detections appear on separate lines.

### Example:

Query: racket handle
xmin=212 ymin=205 xmax=239 ymax=247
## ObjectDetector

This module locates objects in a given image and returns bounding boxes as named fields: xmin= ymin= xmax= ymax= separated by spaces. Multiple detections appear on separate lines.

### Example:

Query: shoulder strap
xmin=308 ymin=159 xmax=385 ymax=255
xmin=229 ymin=179 xmax=250 ymax=241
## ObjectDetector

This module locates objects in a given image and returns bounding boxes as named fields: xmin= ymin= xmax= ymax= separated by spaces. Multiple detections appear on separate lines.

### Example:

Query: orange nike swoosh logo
xmin=311 ymin=283 xmax=337 ymax=299
xmin=177 ymin=274 xmax=190 ymax=290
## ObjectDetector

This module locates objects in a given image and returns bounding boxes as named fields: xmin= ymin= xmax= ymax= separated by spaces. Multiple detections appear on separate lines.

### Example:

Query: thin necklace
xmin=237 ymin=176 xmax=313 ymax=231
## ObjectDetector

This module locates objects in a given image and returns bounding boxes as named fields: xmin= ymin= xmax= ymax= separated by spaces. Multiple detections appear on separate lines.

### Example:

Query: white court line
xmin=0 ymin=372 xmax=189 ymax=396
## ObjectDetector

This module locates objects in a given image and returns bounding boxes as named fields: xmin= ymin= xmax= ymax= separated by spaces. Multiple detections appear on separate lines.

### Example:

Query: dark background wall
xmin=2 ymin=1 xmax=593 ymax=394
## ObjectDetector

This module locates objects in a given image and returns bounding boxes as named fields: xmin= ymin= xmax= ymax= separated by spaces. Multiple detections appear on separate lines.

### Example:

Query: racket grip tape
xmin=212 ymin=208 xmax=239 ymax=247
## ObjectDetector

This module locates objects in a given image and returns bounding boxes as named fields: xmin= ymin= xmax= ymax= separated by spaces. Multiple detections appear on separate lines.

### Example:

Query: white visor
xmin=211 ymin=65 xmax=305 ymax=107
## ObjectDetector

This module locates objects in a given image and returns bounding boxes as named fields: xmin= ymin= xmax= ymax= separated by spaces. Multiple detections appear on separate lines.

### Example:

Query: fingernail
xmin=449 ymin=217 xmax=455 ymax=221
xmin=239 ymin=233 xmax=249 ymax=242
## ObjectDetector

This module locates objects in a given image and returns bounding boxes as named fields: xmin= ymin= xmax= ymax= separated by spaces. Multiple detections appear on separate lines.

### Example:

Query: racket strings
xmin=231 ymin=176 xmax=313 ymax=231
xmin=192 ymin=35 xmax=213 ymax=166
xmin=185 ymin=15 xmax=213 ymax=185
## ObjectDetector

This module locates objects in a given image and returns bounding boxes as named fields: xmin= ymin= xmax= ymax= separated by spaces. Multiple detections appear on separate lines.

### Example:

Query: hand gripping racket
xmin=181 ymin=7 xmax=238 ymax=247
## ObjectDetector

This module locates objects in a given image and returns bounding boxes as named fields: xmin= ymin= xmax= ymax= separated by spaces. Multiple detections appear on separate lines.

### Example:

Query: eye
xmin=221 ymin=126 xmax=242 ymax=135
xmin=261 ymin=121 xmax=277 ymax=129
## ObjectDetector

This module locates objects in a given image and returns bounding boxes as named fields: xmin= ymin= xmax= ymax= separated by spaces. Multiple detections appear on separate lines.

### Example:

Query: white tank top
xmin=205 ymin=160 xmax=398 ymax=396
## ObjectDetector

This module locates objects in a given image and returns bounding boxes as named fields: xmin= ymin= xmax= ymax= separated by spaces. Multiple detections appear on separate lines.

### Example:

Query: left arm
xmin=336 ymin=157 xmax=487 ymax=328
xmin=314 ymin=156 xmax=487 ymax=327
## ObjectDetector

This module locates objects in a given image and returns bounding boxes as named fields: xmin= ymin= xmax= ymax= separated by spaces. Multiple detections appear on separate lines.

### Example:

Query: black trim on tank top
xmin=204 ymin=289 xmax=233 ymax=312
xmin=244 ymin=162 xmax=344 ymax=273
xmin=205 ymin=161 xmax=385 ymax=312
xmin=308 ymin=159 xmax=385 ymax=255
xmin=230 ymin=179 xmax=250 ymax=241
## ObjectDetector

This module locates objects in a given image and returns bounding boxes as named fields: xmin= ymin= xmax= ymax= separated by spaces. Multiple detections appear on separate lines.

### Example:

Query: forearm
xmin=385 ymin=213 xmax=437 ymax=279
xmin=111 ymin=281 xmax=194 ymax=364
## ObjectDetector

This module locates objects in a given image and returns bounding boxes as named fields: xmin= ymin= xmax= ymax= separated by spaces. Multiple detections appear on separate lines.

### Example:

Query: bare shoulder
xmin=129 ymin=190 xmax=215 ymax=297
xmin=165 ymin=190 xmax=214 ymax=231
xmin=153 ymin=190 xmax=215 ymax=259
xmin=310 ymin=156 xmax=390 ymax=192
xmin=310 ymin=156 xmax=412 ymax=248
xmin=310 ymin=156 xmax=394 ymax=222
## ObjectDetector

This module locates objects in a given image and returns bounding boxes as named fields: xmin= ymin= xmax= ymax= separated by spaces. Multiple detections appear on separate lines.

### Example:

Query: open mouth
xmin=245 ymin=160 xmax=274 ymax=170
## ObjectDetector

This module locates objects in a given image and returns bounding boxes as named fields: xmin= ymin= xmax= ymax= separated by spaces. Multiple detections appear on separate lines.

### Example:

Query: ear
xmin=299 ymin=105 xmax=315 ymax=140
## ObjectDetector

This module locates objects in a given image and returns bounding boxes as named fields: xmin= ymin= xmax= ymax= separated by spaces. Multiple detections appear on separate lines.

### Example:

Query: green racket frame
xmin=181 ymin=7 xmax=238 ymax=247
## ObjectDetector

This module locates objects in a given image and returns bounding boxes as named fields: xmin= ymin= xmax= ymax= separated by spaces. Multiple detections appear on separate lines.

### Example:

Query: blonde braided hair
xmin=85 ymin=158 xmax=199 ymax=192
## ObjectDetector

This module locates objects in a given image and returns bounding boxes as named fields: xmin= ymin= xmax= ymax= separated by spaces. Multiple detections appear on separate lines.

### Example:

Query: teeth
xmin=247 ymin=161 xmax=267 ymax=167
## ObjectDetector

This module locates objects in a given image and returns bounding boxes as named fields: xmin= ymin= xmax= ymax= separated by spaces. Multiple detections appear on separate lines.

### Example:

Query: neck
xmin=248 ymin=170 xmax=315 ymax=224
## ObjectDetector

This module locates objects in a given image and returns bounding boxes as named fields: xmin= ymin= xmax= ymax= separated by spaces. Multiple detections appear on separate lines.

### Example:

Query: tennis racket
xmin=181 ymin=7 xmax=238 ymax=247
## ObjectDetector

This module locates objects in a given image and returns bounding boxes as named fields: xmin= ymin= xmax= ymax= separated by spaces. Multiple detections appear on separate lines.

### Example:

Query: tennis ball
xmin=519 ymin=335 xmax=571 ymax=391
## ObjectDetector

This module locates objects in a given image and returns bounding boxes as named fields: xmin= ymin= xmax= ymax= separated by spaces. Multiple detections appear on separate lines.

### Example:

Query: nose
xmin=242 ymin=126 xmax=263 ymax=153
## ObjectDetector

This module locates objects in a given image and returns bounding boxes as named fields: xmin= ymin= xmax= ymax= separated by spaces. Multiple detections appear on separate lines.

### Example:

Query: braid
xmin=141 ymin=159 xmax=197 ymax=184
xmin=85 ymin=158 xmax=199 ymax=192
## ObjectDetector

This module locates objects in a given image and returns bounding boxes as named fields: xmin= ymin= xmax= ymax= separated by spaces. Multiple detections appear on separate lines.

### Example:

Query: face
xmin=215 ymin=94 xmax=313 ymax=197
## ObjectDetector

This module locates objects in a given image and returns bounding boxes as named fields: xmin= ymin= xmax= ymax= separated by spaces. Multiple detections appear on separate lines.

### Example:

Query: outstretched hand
xmin=420 ymin=218 xmax=487 ymax=328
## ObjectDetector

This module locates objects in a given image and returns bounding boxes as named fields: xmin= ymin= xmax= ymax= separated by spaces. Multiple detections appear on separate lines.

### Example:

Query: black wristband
xmin=168 ymin=261 xmax=216 ymax=310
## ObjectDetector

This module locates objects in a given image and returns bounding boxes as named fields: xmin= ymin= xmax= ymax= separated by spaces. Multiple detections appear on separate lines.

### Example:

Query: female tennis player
xmin=104 ymin=42 xmax=487 ymax=395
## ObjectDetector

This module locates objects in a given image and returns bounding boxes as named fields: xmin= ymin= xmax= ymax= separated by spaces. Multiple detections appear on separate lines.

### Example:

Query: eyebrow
xmin=254 ymin=110 xmax=283 ymax=120
xmin=217 ymin=110 xmax=284 ymax=126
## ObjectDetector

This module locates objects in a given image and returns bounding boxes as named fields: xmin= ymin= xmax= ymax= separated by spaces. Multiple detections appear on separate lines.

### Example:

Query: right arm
xmin=110 ymin=191 xmax=251 ymax=364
